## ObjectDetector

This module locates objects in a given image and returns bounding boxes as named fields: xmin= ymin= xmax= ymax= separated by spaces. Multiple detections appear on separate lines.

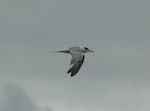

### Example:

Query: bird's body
xmin=57 ymin=46 xmax=93 ymax=77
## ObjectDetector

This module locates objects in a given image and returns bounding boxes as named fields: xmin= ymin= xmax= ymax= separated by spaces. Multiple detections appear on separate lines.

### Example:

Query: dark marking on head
xmin=84 ymin=47 xmax=89 ymax=50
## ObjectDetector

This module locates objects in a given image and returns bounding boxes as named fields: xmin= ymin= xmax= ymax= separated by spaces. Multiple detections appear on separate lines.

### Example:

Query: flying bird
xmin=56 ymin=46 xmax=93 ymax=77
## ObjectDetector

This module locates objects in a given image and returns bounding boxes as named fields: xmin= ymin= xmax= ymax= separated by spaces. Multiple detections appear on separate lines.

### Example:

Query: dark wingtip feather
xmin=67 ymin=69 xmax=70 ymax=73
xmin=70 ymin=72 xmax=78 ymax=77
xmin=71 ymin=73 xmax=76 ymax=77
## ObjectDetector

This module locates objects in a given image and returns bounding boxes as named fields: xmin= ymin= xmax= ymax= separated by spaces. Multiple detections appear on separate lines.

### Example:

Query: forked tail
xmin=56 ymin=50 xmax=70 ymax=53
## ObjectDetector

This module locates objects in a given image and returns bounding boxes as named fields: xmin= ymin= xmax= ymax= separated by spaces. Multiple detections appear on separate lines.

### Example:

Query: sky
xmin=0 ymin=0 xmax=150 ymax=111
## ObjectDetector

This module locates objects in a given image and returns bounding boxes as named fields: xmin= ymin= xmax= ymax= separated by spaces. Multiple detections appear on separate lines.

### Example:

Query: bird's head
xmin=80 ymin=46 xmax=94 ymax=53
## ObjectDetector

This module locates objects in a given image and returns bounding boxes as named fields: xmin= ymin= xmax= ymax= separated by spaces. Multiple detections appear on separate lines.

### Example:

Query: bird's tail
xmin=56 ymin=50 xmax=70 ymax=53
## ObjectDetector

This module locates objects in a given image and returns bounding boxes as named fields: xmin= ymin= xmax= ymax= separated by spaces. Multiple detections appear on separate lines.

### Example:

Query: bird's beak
xmin=88 ymin=50 xmax=94 ymax=52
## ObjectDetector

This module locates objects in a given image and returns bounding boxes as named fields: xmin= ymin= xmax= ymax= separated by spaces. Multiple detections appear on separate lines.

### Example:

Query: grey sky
xmin=0 ymin=83 xmax=52 ymax=111
xmin=0 ymin=0 xmax=150 ymax=111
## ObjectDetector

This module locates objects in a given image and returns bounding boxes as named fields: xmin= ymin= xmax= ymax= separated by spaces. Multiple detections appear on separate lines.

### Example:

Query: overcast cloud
xmin=0 ymin=83 xmax=52 ymax=111
xmin=0 ymin=0 xmax=150 ymax=111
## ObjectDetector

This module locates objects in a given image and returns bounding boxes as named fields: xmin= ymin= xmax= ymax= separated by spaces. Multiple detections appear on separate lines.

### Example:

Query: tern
xmin=56 ymin=46 xmax=93 ymax=77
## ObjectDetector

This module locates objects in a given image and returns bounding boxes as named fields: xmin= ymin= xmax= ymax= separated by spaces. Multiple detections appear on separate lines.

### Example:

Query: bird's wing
xmin=69 ymin=49 xmax=83 ymax=65
xmin=67 ymin=50 xmax=85 ymax=76
xmin=70 ymin=55 xmax=85 ymax=77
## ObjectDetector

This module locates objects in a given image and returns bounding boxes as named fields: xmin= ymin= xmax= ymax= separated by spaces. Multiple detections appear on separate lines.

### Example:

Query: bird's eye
xmin=84 ymin=47 xmax=88 ymax=50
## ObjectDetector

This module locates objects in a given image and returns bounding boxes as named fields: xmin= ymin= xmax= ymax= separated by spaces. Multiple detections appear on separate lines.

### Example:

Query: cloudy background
xmin=0 ymin=0 xmax=150 ymax=111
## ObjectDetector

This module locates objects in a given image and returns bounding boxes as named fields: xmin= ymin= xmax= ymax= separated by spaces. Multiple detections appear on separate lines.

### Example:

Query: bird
xmin=56 ymin=46 xmax=93 ymax=77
